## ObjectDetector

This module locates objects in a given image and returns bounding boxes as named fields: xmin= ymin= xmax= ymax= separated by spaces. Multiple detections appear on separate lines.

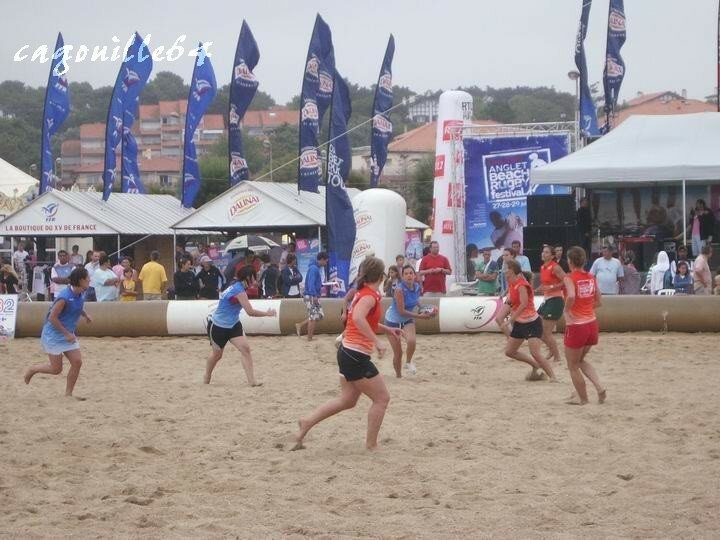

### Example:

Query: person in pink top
xmin=418 ymin=241 xmax=451 ymax=296
xmin=692 ymin=245 xmax=713 ymax=295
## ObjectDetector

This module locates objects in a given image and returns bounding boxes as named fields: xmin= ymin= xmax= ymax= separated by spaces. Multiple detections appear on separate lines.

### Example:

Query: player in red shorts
xmin=562 ymin=246 xmax=607 ymax=405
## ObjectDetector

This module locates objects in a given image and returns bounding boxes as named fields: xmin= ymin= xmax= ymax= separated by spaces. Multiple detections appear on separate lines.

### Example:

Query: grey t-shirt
xmin=590 ymin=257 xmax=624 ymax=294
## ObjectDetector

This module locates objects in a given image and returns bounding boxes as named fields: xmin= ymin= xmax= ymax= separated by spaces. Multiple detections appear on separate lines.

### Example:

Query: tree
xmin=141 ymin=71 xmax=189 ymax=104
xmin=411 ymin=156 xmax=434 ymax=224
xmin=0 ymin=117 xmax=40 ymax=172
xmin=248 ymin=90 xmax=276 ymax=110
xmin=195 ymin=155 xmax=230 ymax=207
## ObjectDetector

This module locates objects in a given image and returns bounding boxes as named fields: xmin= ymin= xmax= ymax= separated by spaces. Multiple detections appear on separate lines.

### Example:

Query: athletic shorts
xmin=510 ymin=317 xmax=543 ymax=340
xmin=337 ymin=345 xmax=379 ymax=381
xmin=41 ymin=334 xmax=81 ymax=355
xmin=384 ymin=318 xmax=414 ymax=329
xmin=564 ymin=319 xmax=599 ymax=349
xmin=207 ymin=319 xmax=244 ymax=349
xmin=538 ymin=296 xmax=565 ymax=321
xmin=303 ymin=296 xmax=325 ymax=321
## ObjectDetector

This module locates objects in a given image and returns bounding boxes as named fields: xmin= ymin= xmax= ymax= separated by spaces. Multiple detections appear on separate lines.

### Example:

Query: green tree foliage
xmin=196 ymin=154 xmax=230 ymax=207
xmin=411 ymin=156 xmax=434 ymax=224
xmin=0 ymin=117 xmax=40 ymax=172
xmin=141 ymin=71 xmax=189 ymax=104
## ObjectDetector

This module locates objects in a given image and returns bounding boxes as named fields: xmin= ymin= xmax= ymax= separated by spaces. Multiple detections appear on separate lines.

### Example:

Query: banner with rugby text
xmin=369 ymin=34 xmax=395 ymax=187
xmin=182 ymin=43 xmax=217 ymax=208
xmin=228 ymin=21 xmax=260 ymax=186
xmin=603 ymin=0 xmax=626 ymax=127
xmin=297 ymin=14 xmax=334 ymax=193
xmin=325 ymin=71 xmax=356 ymax=295
xmin=40 ymin=33 xmax=71 ymax=194
xmin=463 ymin=135 xmax=570 ymax=253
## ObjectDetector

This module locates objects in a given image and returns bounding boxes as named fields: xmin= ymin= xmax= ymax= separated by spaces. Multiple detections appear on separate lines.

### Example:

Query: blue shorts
xmin=384 ymin=318 xmax=414 ymax=329
xmin=41 ymin=332 xmax=80 ymax=355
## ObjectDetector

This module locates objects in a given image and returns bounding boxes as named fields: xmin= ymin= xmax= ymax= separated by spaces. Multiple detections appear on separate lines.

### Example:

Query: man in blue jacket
xmin=295 ymin=252 xmax=328 ymax=341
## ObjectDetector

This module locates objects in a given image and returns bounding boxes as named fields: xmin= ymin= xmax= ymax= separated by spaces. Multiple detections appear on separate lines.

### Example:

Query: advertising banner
xmin=295 ymin=236 xmax=320 ymax=291
xmin=464 ymin=134 xmax=570 ymax=251
xmin=0 ymin=294 xmax=19 ymax=341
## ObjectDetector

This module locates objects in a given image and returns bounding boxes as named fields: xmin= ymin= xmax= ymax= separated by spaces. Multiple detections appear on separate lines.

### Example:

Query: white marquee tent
xmin=0 ymin=156 xmax=37 ymax=197
xmin=532 ymin=112 xmax=720 ymax=242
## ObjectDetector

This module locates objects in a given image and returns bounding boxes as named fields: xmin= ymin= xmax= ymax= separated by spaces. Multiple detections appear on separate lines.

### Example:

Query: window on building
xmin=159 ymin=175 xmax=171 ymax=186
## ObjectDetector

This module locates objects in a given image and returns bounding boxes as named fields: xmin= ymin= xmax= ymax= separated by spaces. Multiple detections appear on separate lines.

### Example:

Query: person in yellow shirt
xmin=119 ymin=267 xmax=138 ymax=301
xmin=138 ymin=251 xmax=167 ymax=300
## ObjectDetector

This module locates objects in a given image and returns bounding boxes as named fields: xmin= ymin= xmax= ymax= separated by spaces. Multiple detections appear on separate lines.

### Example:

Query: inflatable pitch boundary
xmin=14 ymin=296 xmax=720 ymax=338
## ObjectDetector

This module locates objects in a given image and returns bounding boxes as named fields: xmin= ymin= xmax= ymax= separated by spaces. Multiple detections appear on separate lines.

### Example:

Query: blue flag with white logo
xmin=298 ymin=14 xmax=334 ymax=193
xmin=182 ymin=43 xmax=217 ymax=208
xmin=603 ymin=0 xmax=626 ymax=123
xmin=229 ymin=20 xmax=260 ymax=186
xmin=40 ymin=33 xmax=71 ymax=194
xmin=574 ymin=2 xmax=600 ymax=138
xmin=121 ymin=38 xmax=153 ymax=194
xmin=102 ymin=32 xmax=151 ymax=201
xmin=370 ymin=35 xmax=395 ymax=187
xmin=122 ymin=99 xmax=146 ymax=193
xmin=326 ymin=71 xmax=356 ymax=296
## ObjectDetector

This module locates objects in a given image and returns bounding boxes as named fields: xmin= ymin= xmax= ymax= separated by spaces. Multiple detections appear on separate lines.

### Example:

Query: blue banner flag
xmin=603 ymin=0 xmax=626 ymax=124
xmin=40 ymin=33 xmax=71 ymax=194
xmin=370 ymin=35 xmax=395 ymax=187
xmin=298 ymin=14 xmax=334 ymax=193
xmin=121 ymin=39 xmax=153 ymax=194
xmin=182 ymin=43 xmax=217 ymax=208
xmin=325 ymin=71 xmax=356 ymax=296
xmin=121 ymin=99 xmax=146 ymax=193
xmin=229 ymin=20 xmax=260 ymax=186
xmin=574 ymin=2 xmax=600 ymax=138
xmin=102 ymin=32 xmax=151 ymax=201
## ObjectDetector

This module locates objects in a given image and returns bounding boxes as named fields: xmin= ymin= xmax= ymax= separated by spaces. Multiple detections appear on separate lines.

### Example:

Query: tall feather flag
xmin=182 ymin=43 xmax=217 ymax=208
xmin=603 ymin=0 xmax=626 ymax=130
xmin=297 ymin=14 xmax=334 ymax=193
xmin=229 ymin=20 xmax=260 ymax=186
xmin=574 ymin=2 xmax=599 ymax=138
xmin=40 ymin=33 xmax=71 ymax=194
xmin=121 ymin=39 xmax=153 ymax=194
xmin=325 ymin=70 xmax=356 ymax=296
xmin=102 ymin=32 xmax=151 ymax=201
xmin=369 ymin=35 xmax=395 ymax=187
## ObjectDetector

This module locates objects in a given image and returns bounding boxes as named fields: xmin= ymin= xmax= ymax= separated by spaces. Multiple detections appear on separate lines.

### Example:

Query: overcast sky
xmin=2 ymin=0 xmax=718 ymax=104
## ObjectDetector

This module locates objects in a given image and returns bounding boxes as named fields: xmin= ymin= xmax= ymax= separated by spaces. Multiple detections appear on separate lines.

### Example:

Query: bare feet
xmin=203 ymin=373 xmax=211 ymax=384
xmin=525 ymin=368 xmax=546 ymax=381
xmin=565 ymin=398 xmax=588 ymax=405
xmin=291 ymin=419 xmax=308 ymax=451
xmin=66 ymin=394 xmax=87 ymax=401
xmin=23 ymin=370 xmax=33 ymax=385
xmin=250 ymin=382 xmax=263 ymax=387
xmin=598 ymin=389 xmax=607 ymax=404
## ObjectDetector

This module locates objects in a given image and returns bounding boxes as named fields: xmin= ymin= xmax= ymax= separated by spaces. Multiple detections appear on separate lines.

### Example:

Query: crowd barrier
xmin=14 ymin=296 xmax=720 ymax=337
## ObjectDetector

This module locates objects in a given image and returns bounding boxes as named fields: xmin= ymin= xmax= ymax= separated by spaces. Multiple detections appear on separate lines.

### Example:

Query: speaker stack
xmin=524 ymin=195 xmax=578 ymax=271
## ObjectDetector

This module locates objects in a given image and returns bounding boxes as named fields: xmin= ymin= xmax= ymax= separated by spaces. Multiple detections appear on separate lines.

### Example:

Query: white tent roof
xmin=0 ymin=156 xmax=38 ymax=197
xmin=1 ymin=191 xmax=200 ymax=236
xmin=172 ymin=181 xmax=428 ymax=230
xmin=532 ymin=113 xmax=720 ymax=186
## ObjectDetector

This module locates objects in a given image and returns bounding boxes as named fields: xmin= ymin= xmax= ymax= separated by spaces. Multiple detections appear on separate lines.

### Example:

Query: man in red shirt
xmin=418 ymin=241 xmax=451 ymax=296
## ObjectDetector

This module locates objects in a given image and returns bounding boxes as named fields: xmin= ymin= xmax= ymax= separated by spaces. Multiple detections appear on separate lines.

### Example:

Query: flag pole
xmin=717 ymin=0 xmax=719 ymax=111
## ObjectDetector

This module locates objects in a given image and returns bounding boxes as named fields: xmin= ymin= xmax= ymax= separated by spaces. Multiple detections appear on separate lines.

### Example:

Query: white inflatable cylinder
xmin=432 ymin=90 xmax=473 ymax=286
xmin=350 ymin=188 xmax=406 ymax=283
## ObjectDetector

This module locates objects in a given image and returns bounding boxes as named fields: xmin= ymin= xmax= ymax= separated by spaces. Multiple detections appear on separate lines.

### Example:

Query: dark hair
xmin=356 ymin=256 xmax=385 ymax=289
xmin=123 ymin=267 xmax=133 ymax=275
xmin=72 ymin=245 xmax=79 ymax=251
xmin=236 ymin=265 xmax=257 ymax=283
xmin=422 ymin=246 xmax=431 ymax=257
xmin=511 ymin=240 xmax=521 ymax=247
xmin=567 ymin=246 xmax=587 ymax=268
xmin=395 ymin=254 xmax=405 ymax=261
xmin=696 ymin=199 xmax=707 ymax=209
xmin=401 ymin=264 xmax=416 ymax=275
xmin=678 ymin=245 xmax=688 ymax=252
xmin=701 ymin=245 xmax=712 ymax=255
xmin=504 ymin=247 xmax=516 ymax=257
xmin=99 ymin=254 xmax=110 ymax=266
xmin=317 ymin=251 xmax=328 ymax=261
xmin=57 ymin=249 xmax=68 ymax=256
xmin=150 ymin=250 xmax=160 ymax=261
xmin=180 ymin=256 xmax=192 ymax=266
xmin=260 ymin=253 xmax=270 ymax=263
xmin=69 ymin=267 xmax=89 ymax=286
xmin=677 ymin=261 xmax=689 ymax=273
xmin=286 ymin=253 xmax=297 ymax=265
xmin=430 ymin=241 xmax=439 ymax=248
xmin=505 ymin=259 xmax=521 ymax=275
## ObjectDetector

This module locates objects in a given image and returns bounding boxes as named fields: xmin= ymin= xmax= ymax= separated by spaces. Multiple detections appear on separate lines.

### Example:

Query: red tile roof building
xmin=613 ymin=91 xmax=716 ymax=126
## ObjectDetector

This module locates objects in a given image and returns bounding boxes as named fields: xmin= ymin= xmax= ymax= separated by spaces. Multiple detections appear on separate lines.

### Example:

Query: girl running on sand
xmin=537 ymin=245 xmax=567 ymax=363
xmin=24 ymin=267 xmax=92 ymax=397
xmin=294 ymin=257 xmax=402 ymax=450
xmin=495 ymin=260 xmax=556 ymax=382
xmin=204 ymin=266 xmax=276 ymax=386
xmin=562 ymin=246 xmax=606 ymax=405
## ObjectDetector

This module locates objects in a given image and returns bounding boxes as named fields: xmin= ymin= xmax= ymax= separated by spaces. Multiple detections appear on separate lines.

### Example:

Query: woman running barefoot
xmin=562 ymin=246 xmax=606 ymax=405
xmin=497 ymin=260 xmax=556 ymax=382
xmin=537 ymin=245 xmax=567 ymax=363
xmin=294 ymin=257 xmax=402 ymax=451
xmin=204 ymin=266 xmax=276 ymax=386
xmin=24 ymin=267 xmax=92 ymax=397
xmin=384 ymin=265 xmax=432 ymax=377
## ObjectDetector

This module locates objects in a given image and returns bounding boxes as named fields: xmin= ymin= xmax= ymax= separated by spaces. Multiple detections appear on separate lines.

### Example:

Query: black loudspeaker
xmin=523 ymin=225 xmax=579 ymax=270
xmin=527 ymin=195 xmax=576 ymax=226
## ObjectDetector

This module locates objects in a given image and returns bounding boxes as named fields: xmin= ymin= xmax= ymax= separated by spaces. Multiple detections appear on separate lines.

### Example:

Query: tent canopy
xmin=172 ymin=180 xmax=429 ymax=231
xmin=532 ymin=113 xmax=720 ymax=186
xmin=0 ymin=191 xmax=201 ymax=236
xmin=0 ymin=156 xmax=38 ymax=197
